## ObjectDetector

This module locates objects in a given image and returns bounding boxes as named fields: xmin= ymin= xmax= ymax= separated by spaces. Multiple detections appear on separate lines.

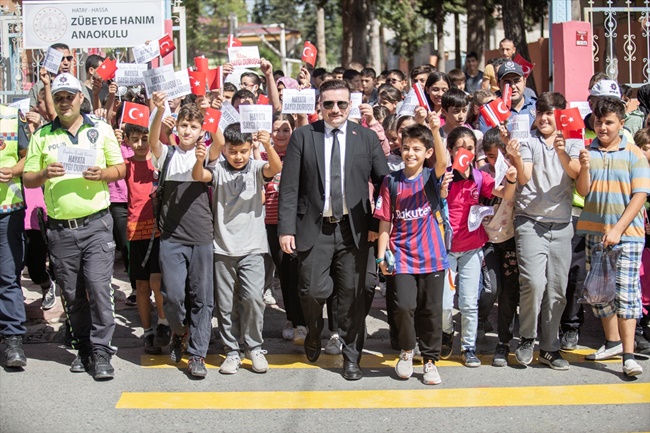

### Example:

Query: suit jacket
xmin=278 ymin=120 xmax=389 ymax=252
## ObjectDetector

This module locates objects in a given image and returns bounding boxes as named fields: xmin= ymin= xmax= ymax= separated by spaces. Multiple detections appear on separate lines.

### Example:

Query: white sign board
xmin=8 ymin=98 xmax=30 ymax=116
xmin=228 ymin=47 xmax=261 ymax=69
xmin=281 ymin=89 xmax=316 ymax=114
xmin=239 ymin=105 xmax=273 ymax=133
xmin=132 ymin=41 xmax=160 ymax=64
xmin=23 ymin=0 xmax=165 ymax=49
xmin=142 ymin=65 xmax=175 ymax=98
xmin=348 ymin=92 xmax=363 ymax=119
xmin=58 ymin=147 xmax=97 ymax=175
xmin=114 ymin=63 xmax=148 ymax=86
xmin=493 ymin=150 xmax=509 ymax=187
xmin=167 ymin=70 xmax=192 ymax=100
xmin=219 ymin=101 xmax=240 ymax=132
xmin=397 ymin=88 xmax=418 ymax=117
xmin=510 ymin=114 xmax=530 ymax=146
xmin=43 ymin=47 xmax=63 ymax=74
xmin=468 ymin=205 xmax=495 ymax=232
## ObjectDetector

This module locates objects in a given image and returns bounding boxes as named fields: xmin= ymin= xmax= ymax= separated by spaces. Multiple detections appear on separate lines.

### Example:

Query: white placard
xmin=114 ymin=63 xmax=148 ymax=86
xmin=166 ymin=70 xmax=192 ymax=100
xmin=397 ymin=88 xmax=418 ymax=117
xmin=132 ymin=40 xmax=160 ymax=64
xmin=43 ymin=47 xmax=63 ymax=74
xmin=468 ymin=205 xmax=494 ymax=232
xmin=219 ymin=101 xmax=241 ymax=132
xmin=23 ymin=0 xmax=165 ymax=49
xmin=228 ymin=46 xmax=261 ymax=68
xmin=493 ymin=150 xmax=509 ymax=186
xmin=510 ymin=114 xmax=530 ymax=146
xmin=9 ymin=98 xmax=30 ymax=116
xmin=348 ymin=92 xmax=363 ymax=119
xmin=148 ymin=101 xmax=172 ymax=129
xmin=281 ymin=89 xmax=316 ymax=114
xmin=58 ymin=147 xmax=97 ymax=175
xmin=142 ymin=65 xmax=175 ymax=98
xmin=569 ymin=101 xmax=591 ymax=119
xmin=239 ymin=105 xmax=273 ymax=133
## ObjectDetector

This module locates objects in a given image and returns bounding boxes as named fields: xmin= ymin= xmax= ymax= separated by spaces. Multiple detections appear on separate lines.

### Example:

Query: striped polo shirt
xmin=576 ymin=135 xmax=650 ymax=242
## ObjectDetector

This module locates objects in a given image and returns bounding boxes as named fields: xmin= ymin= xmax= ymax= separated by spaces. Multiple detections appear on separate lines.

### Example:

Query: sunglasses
xmin=322 ymin=100 xmax=349 ymax=110
xmin=62 ymin=56 xmax=74 ymax=62
xmin=387 ymin=78 xmax=402 ymax=84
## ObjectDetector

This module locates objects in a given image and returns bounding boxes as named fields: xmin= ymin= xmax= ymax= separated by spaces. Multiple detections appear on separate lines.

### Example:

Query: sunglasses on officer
xmin=322 ymin=100 xmax=349 ymax=110
xmin=62 ymin=56 xmax=74 ymax=62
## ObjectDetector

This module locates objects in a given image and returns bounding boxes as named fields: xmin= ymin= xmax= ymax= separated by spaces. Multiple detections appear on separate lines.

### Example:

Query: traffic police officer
xmin=0 ymin=104 xmax=30 ymax=369
xmin=23 ymin=73 xmax=125 ymax=380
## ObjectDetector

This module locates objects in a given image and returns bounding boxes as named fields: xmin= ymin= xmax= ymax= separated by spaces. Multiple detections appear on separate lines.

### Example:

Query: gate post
xmin=552 ymin=21 xmax=594 ymax=102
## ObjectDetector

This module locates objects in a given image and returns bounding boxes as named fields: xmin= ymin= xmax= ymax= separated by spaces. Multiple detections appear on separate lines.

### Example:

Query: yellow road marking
xmin=141 ymin=349 xmax=619 ymax=369
xmin=116 ymin=383 xmax=650 ymax=409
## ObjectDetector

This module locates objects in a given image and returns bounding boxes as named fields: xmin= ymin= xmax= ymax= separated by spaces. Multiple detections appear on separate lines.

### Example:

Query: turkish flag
xmin=480 ymin=97 xmax=511 ymax=128
xmin=503 ymin=83 xmax=512 ymax=109
xmin=554 ymin=107 xmax=585 ymax=134
xmin=452 ymin=147 xmax=474 ymax=173
xmin=207 ymin=66 xmax=222 ymax=90
xmin=301 ymin=41 xmax=317 ymax=67
xmin=202 ymin=107 xmax=221 ymax=133
xmin=513 ymin=53 xmax=534 ymax=78
xmin=194 ymin=56 xmax=209 ymax=73
xmin=188 ymin=69 xmax=207 ymax=96
xmin=159 ymin=34 xmax=176 ymax=57
xmin=227 ymin=34 xmax=242 ymax=48
xmin=413 ymin=82 xmax=429 ymax=110
xmin=96 ymin=58 xmax=118 ymax=81
xmin=121 ymin=101 xmax=149 ymax=128
xmin=257 ymin=94 xmax=269 ymax=105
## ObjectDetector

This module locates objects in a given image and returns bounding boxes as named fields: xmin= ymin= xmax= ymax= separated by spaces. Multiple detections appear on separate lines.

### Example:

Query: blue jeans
xmin=443 ymin=247 xmax=483 ymax=352
xmin=0 ymin=210 xmax=26 ymax=336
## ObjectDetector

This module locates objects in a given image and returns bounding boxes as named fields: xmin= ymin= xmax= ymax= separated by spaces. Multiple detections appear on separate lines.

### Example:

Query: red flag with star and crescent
xmin=202 ymin=107 xmax=221 ymax=133
xmin=554 ymin=107 xmax=585 ymax=135
xmin=188 ymin=69 xmax=207 ymax=96
xmin=96 ymin=58 xmax=118 ymax=81
xmin=480 ymin=97 xmax=511 ymax=128
xmin=513 ymin=53 xmax=535 ymax=78
xmin=301 ymin=41 xmax=317 ymax=67
xmin=121 ymin=101 xmax=149 ymax=128
xmin=207 ymin=67 xmax=222 ymax=90
xmin=159 ymin=34 xmax=176 ymax=57
xmin=227 ymin=34 xmax=242 ymax=48
xmin=452 ymin=147 xmax=474 ymax=173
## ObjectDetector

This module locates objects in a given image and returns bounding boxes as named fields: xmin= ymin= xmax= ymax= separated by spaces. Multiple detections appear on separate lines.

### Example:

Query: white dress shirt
xmin=323 ymin=120 xmax=349 ymax=217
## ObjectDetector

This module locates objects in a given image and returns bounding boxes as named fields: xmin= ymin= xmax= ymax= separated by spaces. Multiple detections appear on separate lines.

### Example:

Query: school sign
xmin=22 ymin=0 xmax=166 ymax=49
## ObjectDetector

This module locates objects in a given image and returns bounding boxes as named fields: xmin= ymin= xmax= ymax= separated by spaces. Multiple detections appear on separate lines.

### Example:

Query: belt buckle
xmin=67 ymin=219 xmax=79 ymax=229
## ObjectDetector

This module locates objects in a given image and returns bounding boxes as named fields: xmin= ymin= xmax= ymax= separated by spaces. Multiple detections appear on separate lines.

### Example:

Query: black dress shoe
xmin=343 ymin=360 xmax=363 ymax=381
xmin=93 ymin=352 xmax=115 ymax=380
xmin=304 ymin=331 xmax=322 ymax=362
xmin=70 ymin=353 xmax=92 ymax=373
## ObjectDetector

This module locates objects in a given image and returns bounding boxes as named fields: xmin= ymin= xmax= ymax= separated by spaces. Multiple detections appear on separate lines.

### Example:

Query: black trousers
xmin=266 ymin=224 xmax=305 ymax=327
xmin=392 ymin=271 xmax=445 ymax=362
xmin=561 ymin=216 xmax=586 ymax=333
xmin=25 ymin=229 xmax=53 ymax=287
xmin=297 ymin=219 xmax=368 ymax=363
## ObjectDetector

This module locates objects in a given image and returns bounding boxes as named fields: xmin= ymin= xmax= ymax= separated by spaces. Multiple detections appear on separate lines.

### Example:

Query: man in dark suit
xmin=278 ymin=80 xmax=389 ymax=380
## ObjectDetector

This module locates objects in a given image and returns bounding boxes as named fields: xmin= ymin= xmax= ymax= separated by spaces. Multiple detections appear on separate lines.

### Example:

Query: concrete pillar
xmin=551 ymin=21 xmax=593 ymax=102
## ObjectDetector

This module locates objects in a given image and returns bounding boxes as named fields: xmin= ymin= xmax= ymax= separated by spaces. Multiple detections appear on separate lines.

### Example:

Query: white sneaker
xmin=324 ymin=334 xmax=342 ymax=355
xmin=263 ymin=288 xmax=277 ymax=305
xmin=623 ymin=359 xmax=643 ymax=377
xmin=395 ymin=350 xmax=414 ymax=379
xmin=293 ymin=326 xmax=307 ymax=346
xmin=247 ymin=349 xmax=269 ymax=373
xmin=422 ymin=361 xmax=442 ymax=385
xmin=585 ymin=343 xmax=623 ymax=360
xmin=282 ymin=321 xmax=294 ymax=341
xmin=219 ymin=354 xmax=241 ymax=374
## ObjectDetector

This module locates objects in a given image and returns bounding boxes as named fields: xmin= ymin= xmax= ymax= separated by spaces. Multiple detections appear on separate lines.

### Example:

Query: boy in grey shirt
xmin=193 ymin=123 xmax=282 ymax=374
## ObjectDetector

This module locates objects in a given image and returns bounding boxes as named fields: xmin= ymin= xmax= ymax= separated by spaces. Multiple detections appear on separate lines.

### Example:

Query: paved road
xmin=1 ymin=262 xmax=649 ymax=433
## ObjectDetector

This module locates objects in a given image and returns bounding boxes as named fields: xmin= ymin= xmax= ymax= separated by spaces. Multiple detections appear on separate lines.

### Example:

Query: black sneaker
xmin=93 ymin=352 xmax=115 ymax=380
xmin=560 ymin=329 xmax=579 ymax=351
xmin=539 ymin=350 xmax=570 ymax=370
xmin=440 ymin=332 xmax=454 ymax=359
xmin=3 ymin=335 xmax=27 ymax=368
xmin=169 ymin=332 xmax=188 ymax=363
xmin=515 ymin=338 xmax=535 ymax=365
xmin=188 ymin=356 xmax=207 ymax=378
xmin=154 ymin=324 xmax=172 ymax=347
xmin=634 ymin=332 xmax=650 ymax=355
xmin=70 ymin=351 xmax=93 ymax=373
xmin=144 ymin=333 xmax=161 ymax=355
xmin=125 ymin=293 xmax=137 ymax=307
xmin=492 ymin=342 xmax=510 ymax=367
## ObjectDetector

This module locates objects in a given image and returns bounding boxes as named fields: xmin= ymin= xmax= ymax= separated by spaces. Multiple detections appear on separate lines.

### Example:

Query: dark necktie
xmin=330 ymin=129 xmax=344 ymax=220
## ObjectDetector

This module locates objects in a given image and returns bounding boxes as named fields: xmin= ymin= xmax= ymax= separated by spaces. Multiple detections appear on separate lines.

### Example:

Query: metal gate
xmin=584 ymin=0 xmax=650 ymax=88
xmin=0 ymin=3 xmax=26 ymax=104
